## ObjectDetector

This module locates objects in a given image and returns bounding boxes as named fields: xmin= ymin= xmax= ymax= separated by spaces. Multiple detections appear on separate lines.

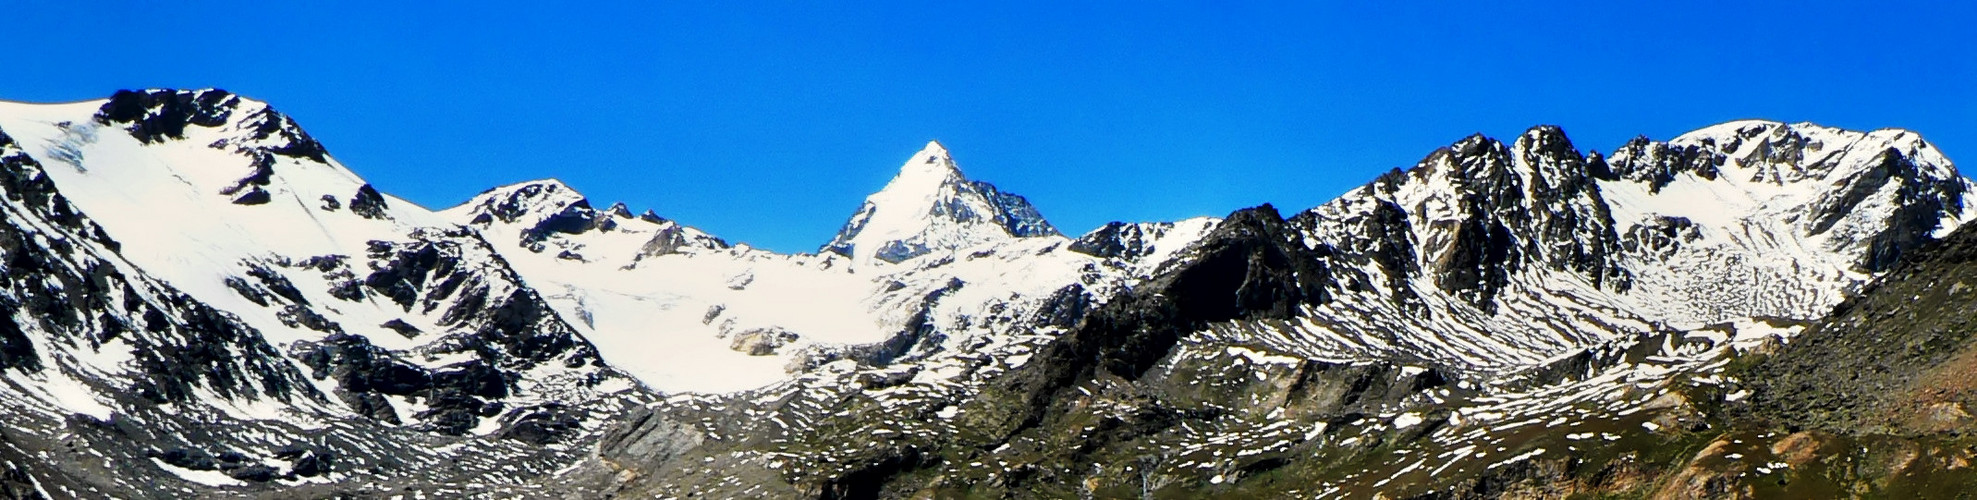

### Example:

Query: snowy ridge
xmin=0 ymin=94 xmax=641 ymax=497
xmin=446 ymin=179 xmax=731 ymax=262
xmin=822 ymin=140 xmax=1059 ymax=266
xmin=0 ymin=90 xmax=651 ymax=491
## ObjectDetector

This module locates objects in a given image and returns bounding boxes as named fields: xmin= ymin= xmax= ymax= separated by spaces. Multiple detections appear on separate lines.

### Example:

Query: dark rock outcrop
xmin=1605 ymin=136 xmax=1723 ymax=192
xmin=229 ymin=188 xmax=270 ymax=205
xmin=349 ymin=184 xmax=390 ymax=220
xmin=95 ymin=89 xmax=238 ymax=144
xmin=997 ymin=203 xmax=1337 ymax=429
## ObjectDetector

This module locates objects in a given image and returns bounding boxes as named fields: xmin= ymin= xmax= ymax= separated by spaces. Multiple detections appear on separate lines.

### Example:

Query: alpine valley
xmin=1 ymin=88 xmax=1975 ymax=499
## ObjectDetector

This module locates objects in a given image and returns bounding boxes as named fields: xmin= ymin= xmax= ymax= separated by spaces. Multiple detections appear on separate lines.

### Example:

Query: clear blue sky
xmin=7 ymin=2 xmax=1973 ymax=252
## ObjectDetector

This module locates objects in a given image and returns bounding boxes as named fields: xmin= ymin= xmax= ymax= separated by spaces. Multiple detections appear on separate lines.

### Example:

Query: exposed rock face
xmin=98 ymin=88 xmax=333 ymax=200
xmin=1066 ymin=221 xmax=1152 ymax=259
xmin=730 ymin=328 xmax=800 ymax=356
xmin=598 ymin=408 xmax=705 ymax=469
xmin=1833 ymin=147 xmax=1964 ymax=272
xmin=231 ymin=187 xmax=271 ymax=205
xmin=1220 ymin=122 xmax=1976 ymax=375
xmin=1308 ymin=127 xmax=1631 ymax=313
xmin=1605 ymin=135 xmax=1722 ymax=191
xmin=359 ymin=233 xmax=607 ymax=371
xmin=1003 ymin=204 xmax=1337 ymax=410
xmin=1611 ymin=121 xmax=1969 ymax=274
xmin=1065 ymin=218 xmax=1221 ymax=281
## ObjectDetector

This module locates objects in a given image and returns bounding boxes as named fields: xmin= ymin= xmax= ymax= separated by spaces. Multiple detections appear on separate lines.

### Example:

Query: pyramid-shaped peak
xmin=918 ymin=139 xmax=951 ymax=161
xmin=892 ymin=139 xmax=965 ymax=184
xmin=822 ymin=141 xmax=1058 ymax=265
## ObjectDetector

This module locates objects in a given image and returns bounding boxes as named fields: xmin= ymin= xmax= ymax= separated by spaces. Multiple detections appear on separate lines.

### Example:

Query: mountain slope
xmin=1738 ymin=212 xmax=1977 ymax=436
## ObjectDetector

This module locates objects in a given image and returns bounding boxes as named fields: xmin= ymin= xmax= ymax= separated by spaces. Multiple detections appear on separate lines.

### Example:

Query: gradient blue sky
xmin=7 ymin=2 xmax=1973 ymax=252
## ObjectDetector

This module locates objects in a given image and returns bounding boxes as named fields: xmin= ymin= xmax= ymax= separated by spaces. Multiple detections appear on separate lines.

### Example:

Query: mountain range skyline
xmin=8 ymin=2 xmax=1972 ymax=255
xmin=285 ymin=113 xmax=1977 ymax=260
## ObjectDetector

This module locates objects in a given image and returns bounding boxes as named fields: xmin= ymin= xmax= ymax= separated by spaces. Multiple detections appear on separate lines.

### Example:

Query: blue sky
xmin=7 ymin=2 xmax=1973 ymax=252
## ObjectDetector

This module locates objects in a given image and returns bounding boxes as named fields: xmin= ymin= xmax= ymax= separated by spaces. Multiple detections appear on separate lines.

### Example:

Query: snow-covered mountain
xmin=0 ymin=88 xmax=1970 ymax=498
xmin=0 ymin=88 xmax=633 ymax=429
xmin=0 ymin=90 xmax=641 ymax=496
xmin=822 ymin=140 xmax=1060 ymax=266
xmin=1236 ymin=122 xmax=1973 ymax=372
xmin=444 ymin=144 xmax=1210 ymax=394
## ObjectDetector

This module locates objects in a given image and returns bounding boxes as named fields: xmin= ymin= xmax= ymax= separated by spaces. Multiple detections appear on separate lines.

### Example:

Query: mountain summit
xmin=822 ymin=141 xmax=1058 ymax=265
